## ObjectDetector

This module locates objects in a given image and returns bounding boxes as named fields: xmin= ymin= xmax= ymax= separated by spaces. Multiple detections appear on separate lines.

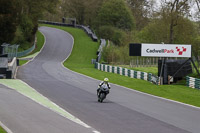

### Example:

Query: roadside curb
xmin=0 ymin=121 xmax=13 ymax=133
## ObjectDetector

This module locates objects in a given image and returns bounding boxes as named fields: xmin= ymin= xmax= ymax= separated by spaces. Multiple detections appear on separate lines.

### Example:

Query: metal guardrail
xmin=79 ymin=25 xmax=98 ymax=42
xmin=39 ymin=20 xmax=98 ymax=42
xmin=96 ymin=39 xmax=106 ymax=62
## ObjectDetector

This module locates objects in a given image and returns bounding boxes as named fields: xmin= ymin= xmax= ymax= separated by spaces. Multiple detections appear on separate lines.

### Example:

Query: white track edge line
xmin=1 ymin=80 xmax=91 ymax=129
xmin=0 ymin=121 xmax=13 ymax=133
xmin=15 ymin=27 xmax=94 ymax=129
xmin=64 ymin=66 xmax=200 ymax=110
xmin=57 ymin=28 xmax=200 ymax=110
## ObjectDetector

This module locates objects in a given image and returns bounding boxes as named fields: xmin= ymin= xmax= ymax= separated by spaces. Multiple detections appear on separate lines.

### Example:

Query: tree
xmin=159 ymin=0 xmax=190 ymax=44
xmin=0 ymin=0 xmax=19 ymax=44
xmin=138 ymin=16 xmax=197 ymax=44
xmin=60 ymin=0 xmax=103 ymax=25
xmin=126 ymin=0 xmax=150 ymax=30
xmin=96 ymin=0 xmax=135 ymax=31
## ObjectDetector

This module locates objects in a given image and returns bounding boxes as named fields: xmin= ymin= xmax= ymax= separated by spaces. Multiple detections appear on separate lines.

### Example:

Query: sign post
xmin=129 ymin=43 xmax=199 ymax=85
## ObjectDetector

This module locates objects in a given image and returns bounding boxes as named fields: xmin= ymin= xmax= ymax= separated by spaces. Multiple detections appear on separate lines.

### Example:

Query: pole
xmin=159 ymin=42 xmax=165 ymax=85
xmin=190 ymin=58 xmax=200 ymax=78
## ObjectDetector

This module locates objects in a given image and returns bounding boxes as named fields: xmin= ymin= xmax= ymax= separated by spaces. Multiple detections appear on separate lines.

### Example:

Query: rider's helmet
xmin=104 ymin=78 xmax=109 ymax=83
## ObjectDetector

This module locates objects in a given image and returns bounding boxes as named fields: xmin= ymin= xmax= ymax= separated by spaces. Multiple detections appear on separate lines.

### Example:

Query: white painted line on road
xmin=0 ymin=121 xmax=13 ymax=133
xmin=65 ymin=67 xmax=200 ymax=110
xmin=1 ymin=79 xmax=92 ymax=129
xmin=93 ymin=130 xmax=101 ymax=133
xmin=14 ymin=27 xmax=97 ymax=132
xmin=18 ymin=28 xmax=47 ymax=68
xmin=57 ymin=27 xmax=200 ymax=110
xmin=114 ymin=83 xmax=200 ymax=110
xmin=15 ymin=29 xmax=47 ymax=79
xmin=52 ymin=26 xmax=200 ymax=110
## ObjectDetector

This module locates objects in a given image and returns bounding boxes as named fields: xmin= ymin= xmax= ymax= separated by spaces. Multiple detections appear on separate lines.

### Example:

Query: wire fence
xmin=17 ymin=42 xmax=36 ymax=57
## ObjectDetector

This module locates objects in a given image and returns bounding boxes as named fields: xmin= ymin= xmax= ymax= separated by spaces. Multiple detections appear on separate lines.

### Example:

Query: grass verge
xmin=19 ymin=60 xmax=28 ymax=66
xmin=29 ymin=31 xmax=45 ymax=55
xmin=19 ymin=31 xmax=45 ymax=66
xmin=41 ymin=24 xmax=200 ymax=107
xmin=0 ymin=126 xmax=6 ymax=133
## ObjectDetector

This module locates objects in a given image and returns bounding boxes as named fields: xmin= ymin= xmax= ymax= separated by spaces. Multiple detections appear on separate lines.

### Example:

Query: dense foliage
xmin=0 ymin=0 xmax=18 ymax=44
xmin=0 ymin=0 xmax=58 ymax=49
xmin=1 ymin=0 xmax=200 ymax=64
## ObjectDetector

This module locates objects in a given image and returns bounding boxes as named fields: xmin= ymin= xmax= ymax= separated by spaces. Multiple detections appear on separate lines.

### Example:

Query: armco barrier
xmin=96 ymin=39 xmax=106 ymax=62
xmin=186 ymin=76 xmax=200 ymax=89
xmin=95 ymin=62 xmax=159 ymax=84
xmin=39 ymin=20 xmax=98 ymax=42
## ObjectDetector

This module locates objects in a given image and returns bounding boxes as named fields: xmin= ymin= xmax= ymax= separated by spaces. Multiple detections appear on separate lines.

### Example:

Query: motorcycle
xmin=98 ymin=84 xmax=109 ymax=103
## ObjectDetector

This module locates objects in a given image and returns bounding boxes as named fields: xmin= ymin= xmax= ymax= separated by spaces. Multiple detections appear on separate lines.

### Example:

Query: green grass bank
xmin=40 ymin=24 xmax=200 ymax=107
xmin=19 ymin=30 xmax=45 ymax=66
xmin=0 ymin=126 xmax=6 ymax=133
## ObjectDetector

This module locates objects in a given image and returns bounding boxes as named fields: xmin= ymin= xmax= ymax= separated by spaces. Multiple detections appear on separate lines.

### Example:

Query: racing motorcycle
xmin=98 ymin=84 xmax=109 ymax=103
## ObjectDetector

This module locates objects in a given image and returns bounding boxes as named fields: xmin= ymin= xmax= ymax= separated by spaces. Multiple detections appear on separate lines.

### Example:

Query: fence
xmin=96 ymin=39 xmax=106 ymax=62
xmin=129 ymin=57 xmax=185 ymax=68
xmin=130 ymin=57 xmax=160 ymax=67
xmin=95 ymin=62 xmax=159 ymax=84
xmin=17 ymin=40 xmax=36 ymax=57
xmin=39 ymin=20 xmax=98 ymax=42
xmin=186 ymin=76 xmax=200 ymax=89
xmin=79 ymin=25 xmax=98 ymax=42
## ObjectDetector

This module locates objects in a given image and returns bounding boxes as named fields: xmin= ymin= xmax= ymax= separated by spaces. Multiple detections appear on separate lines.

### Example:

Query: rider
xmin=97 ymin=78 xmax=111 ymax=97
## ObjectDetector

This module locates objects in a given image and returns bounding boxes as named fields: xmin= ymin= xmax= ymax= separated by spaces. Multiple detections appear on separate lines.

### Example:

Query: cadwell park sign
xmin=129 ymin=43 xmax=191 ymax=58
xmin=142 ymin=44 xmax=191 ymax=57
xmin=129 ymin=43 xmax=194 ymax=85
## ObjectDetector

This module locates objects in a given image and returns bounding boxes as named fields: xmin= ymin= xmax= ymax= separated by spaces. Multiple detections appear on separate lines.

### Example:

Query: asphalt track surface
xmin=17 ymin=27 xmax=200 ymax=133
xmin=0 ymin=85 xmax=92 ymax=133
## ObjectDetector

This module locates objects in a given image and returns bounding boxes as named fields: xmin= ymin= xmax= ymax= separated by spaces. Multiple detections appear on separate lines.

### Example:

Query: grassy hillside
xmin=0 ymin=126 xmax=6 ymax=133
xmin=39 ymin=24 xmax=200 ymax=107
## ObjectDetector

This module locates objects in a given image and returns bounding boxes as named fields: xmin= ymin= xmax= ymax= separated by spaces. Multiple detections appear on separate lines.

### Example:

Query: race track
xmin=17 ymin=26 xmax=200 ymax=133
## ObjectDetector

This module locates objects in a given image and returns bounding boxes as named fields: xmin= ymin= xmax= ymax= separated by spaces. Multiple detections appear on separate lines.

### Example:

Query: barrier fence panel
xmin=95 ymin=62 xmax=159 ymax=85
xmin=17 ymin=37 xmax=36 ymax=57
xmin=186 ymin=76 xmax=200 ymax=89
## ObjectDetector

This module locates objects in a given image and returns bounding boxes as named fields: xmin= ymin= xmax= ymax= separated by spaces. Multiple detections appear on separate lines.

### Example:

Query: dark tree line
xmin=0 ymin=0 xmax=58 ymax=48
xmin=1 ymin=0 xmax=200 ymax=63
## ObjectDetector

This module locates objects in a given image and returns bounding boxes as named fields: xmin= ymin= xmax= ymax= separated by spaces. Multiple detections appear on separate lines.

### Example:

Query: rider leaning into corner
xmin=97 ymin=78 xmax=111 ymax=98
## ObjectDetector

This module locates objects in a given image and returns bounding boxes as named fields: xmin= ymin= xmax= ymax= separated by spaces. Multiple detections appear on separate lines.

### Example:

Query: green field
xmin=0 ymin=126 xmax=6 ymax=133
xmin=39 ymin=24 xmax=200 ymax=107
xmin=19 ymin=31 xmax=45 ymax=66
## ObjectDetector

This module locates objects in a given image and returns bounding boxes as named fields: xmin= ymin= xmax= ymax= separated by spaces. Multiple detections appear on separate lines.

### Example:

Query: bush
xmin=98 ymin=26 xmax=115 ymax=40
xmin=96 ymin=0 xmax=135 ymax=31
xmin=103 ymin=44 xmax=130 ymax=64
xmin=98 ymin=26 xmax=126 ymax=46
xmin=20 ymin=15 xmax=34 ymax=42
xmin=12 ymin=27 xmax=25 ymax=44
xmin=111 ymin=29 xmax=126 ymax=46
xmin=12 ymin=27 xmax=32 ymax=51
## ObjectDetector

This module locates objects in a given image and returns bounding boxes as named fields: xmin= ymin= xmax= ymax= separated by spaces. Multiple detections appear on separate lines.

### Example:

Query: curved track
xmin=17 ymin=27 xmax=200 ymax=133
